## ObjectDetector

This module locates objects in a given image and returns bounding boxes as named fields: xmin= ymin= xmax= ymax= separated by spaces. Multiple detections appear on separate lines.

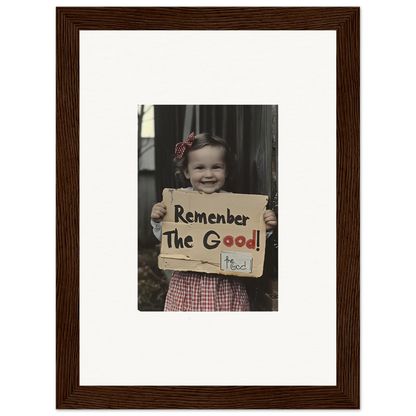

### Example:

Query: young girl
xmin=150 ymin=132 xmax=277 ymax=311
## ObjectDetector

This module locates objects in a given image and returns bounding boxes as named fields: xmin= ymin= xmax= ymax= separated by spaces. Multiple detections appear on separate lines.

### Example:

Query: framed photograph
xmin=57 ymin=7 xmax=359 ymax=409
xmin=139 ymin=105 xmax=279 ymax=311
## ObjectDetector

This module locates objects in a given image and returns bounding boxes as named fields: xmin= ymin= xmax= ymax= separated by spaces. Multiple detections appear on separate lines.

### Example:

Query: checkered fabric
xmin=164 ymin=271 xmax=250 ymax=312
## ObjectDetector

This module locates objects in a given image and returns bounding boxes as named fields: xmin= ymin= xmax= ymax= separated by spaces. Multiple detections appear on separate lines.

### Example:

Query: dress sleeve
xmin=150 ymin=219 xmax=163 ymax=241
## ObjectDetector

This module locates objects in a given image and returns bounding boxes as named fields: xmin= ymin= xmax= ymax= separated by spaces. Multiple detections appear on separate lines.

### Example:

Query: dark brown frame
xmin=56 ymin=7 xmax=359 ymax=409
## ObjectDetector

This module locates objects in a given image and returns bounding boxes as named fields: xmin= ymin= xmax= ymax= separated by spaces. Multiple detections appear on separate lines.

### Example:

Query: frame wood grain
xmin=56 ymin=7 xmax=359 ymax=409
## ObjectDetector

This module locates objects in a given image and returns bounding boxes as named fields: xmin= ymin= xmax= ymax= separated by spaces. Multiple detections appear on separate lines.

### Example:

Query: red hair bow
xmin=175 ymin=132 xmax=195 ymax=158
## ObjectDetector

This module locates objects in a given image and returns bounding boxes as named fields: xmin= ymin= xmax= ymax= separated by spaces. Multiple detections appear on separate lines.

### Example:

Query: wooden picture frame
xmin=56 ymin=7 xmax=359 ymax=409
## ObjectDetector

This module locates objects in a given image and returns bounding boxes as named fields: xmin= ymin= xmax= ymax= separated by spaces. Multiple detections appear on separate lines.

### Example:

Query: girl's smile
xmin=184 ymin=146 xmax=227 ymax=194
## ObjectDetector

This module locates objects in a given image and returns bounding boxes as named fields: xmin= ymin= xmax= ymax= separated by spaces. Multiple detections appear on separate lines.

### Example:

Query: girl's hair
xmin=174 ymin=132 xmax=236 ymax=188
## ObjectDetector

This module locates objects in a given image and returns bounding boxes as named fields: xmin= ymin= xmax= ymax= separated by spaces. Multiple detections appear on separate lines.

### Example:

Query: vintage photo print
xmin=138 ymin=105 xmax=278 ymax=311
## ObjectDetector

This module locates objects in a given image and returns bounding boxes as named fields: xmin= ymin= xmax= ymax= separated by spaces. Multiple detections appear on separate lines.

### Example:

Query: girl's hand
xmin=151 ymin=202 xmax=167 ymax=223
xmin=264 ymin=209 xmax=277 ymax=231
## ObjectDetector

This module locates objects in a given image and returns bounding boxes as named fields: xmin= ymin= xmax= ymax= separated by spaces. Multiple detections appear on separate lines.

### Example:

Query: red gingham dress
xmin=164 ymin=271 xmax=250 ymax=312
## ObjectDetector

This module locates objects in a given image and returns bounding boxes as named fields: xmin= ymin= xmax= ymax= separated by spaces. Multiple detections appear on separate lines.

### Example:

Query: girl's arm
xmin=150 ymin=202 xmax=167 ymax=241
xmin=264 ymin=209 xmax=277 ymax=237
xmin=150 ymin=219 xmax=163 ymax=241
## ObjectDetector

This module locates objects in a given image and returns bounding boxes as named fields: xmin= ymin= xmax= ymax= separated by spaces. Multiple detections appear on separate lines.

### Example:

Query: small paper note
xmin=220 ymin=251 xmax=253 ymax=274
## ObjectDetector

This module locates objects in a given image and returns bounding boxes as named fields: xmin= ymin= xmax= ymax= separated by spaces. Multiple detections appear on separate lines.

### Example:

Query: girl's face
xmin=184 ymin=145 xmax=227 ymax=194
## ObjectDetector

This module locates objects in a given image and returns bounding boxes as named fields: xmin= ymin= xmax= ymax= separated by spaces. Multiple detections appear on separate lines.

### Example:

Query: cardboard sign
xmin=158 ymin=189 xmax=268 ymax=277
